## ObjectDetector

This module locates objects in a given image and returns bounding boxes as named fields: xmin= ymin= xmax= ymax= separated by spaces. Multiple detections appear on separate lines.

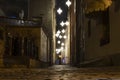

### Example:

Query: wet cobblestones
xmin=0 ymin=65 xmax=120 ymax=80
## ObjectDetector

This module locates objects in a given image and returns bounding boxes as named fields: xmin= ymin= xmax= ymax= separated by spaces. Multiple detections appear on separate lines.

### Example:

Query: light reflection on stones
xmin=0 ymin=65 xmax=120 ymax=80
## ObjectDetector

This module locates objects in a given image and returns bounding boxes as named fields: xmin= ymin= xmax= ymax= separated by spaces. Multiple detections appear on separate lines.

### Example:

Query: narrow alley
xmin=0 ymin=65 xmax=120 ymax=80
xmin=0 ymin=0 xmax=120 ymax=80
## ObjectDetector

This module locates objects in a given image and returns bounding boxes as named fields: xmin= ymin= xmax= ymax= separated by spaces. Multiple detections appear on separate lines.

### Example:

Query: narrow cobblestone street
xmin=0 ymin=65 xmax=120 ymax=80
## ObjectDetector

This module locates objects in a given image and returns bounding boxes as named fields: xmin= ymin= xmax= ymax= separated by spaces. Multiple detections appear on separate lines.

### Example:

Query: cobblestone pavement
xmin=0 ymin=65 xmax=120 ymax=80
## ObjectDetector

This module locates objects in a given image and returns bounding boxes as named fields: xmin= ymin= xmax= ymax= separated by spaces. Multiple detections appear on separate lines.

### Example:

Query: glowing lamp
xmin=65 ymin=21 xmax=70 ymax=26
xmin=60 ymin=21 xmax=65 ymax=27
xmin=63 ymin=35 xmax=67 ymax=39
xmin=57 ymin=41 xmax=61 ymax=44
xmin=66 ymin=0 xmax=71 ymax=7
xmin=61 ymin=43 xmax=65 ymax=46
xmin=57 ymin=8 xmax=63 ymax=15
xmin=59 ymin=35 xmax=62 ymax=39
xmin=62 ymin=29 xmax=65 ymax=33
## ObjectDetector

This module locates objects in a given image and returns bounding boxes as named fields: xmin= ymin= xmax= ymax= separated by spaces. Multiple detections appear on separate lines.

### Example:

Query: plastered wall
xmin=85 ymin=2 xmax=120 ymax=60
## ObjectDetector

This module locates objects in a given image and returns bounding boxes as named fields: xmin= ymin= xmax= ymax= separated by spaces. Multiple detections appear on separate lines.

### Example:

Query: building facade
xmin=70 ymin=0 xmax=120 ymax=67
xmin=29 ymin=0 xmax=55 ymax=65
xmin=84 ymin=0 xmax=120 ymax=67
xmin=0 ymin=0 xmax=55 ymax=67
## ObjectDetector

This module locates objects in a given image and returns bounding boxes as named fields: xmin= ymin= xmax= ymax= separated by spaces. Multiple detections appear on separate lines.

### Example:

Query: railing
xmin=0 ymin=16 xmax=42 ymax=26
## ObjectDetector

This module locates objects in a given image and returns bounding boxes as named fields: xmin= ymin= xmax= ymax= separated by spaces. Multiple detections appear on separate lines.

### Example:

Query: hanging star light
xmin=66 ymin=0 xmax=71 ymax=7
xmin=57 ymin=30 xmax=61 ymax=34
xmin=56 ymin=51 xmax=60 ymax=54
xmin=56 ymin=49 xmax=61 ymax=54
xmin=56 ymin=49 xmax=58 ymax=52
xmin=65 ymin=21 xmax=70 ymax=26
xmin=63 ymin=35 xmax=67 ymax=39
xmin=61 ymin=43 xmax=65 ymax=46
xmin=55 ymin=33 xmax=59 ymax=37
xmin=59 ymin=35 xmax=62 ymax=39
xmin=61 ymin=47 xmax=64 ymax=50
xmin=57 ymin=8 xmax=63 ymax=15
xmin=57 ymin=41 xmax=61 ymax=44
xmin=60 ymin=21 xmax=65 ymax=27
xmin=62 ymin=29 xmax=65 ymax=33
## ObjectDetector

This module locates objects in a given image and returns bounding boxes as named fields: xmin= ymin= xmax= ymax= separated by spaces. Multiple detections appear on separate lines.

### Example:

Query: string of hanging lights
xmin=66 ymin=0 xmax=72 ymax=7
xmin=56 ymin=0 xmax=71 ymax=55
xmin=57 ymin=8 xmax=63 ymax=15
